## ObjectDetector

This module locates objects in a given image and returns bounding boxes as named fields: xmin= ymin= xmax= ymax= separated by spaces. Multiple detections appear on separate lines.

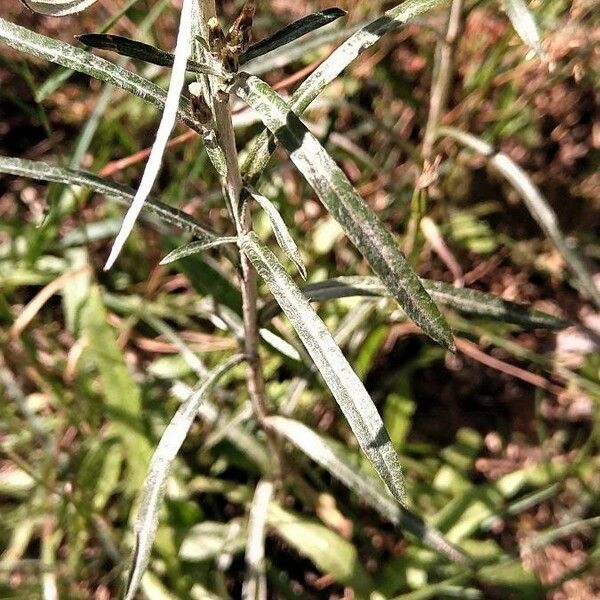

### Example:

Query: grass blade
xmin=124 ymin=354 xmax=244 ymax=600
xmin=267 ymin=415 xmax=470 ymax=565
xmin=76 ymin=33 xmax=218 ymax=74
xmin=21 ymin=0 xmax=98 ymax=15
xmin=247 ymin=187 xmax=306 ymax=278
xmin=104 ymin=0 xmax=194 ymax=270
xmin=241 ymin=232 xmax=408 ymax=506
xmin=160 ymin=237 xmax=238 ymax=265
xmin=0 ymin=156 xmax=217 ymax=241
xmin=260 ymin=276 xmax=566 ymax=330
xmin=241 ymin=8 xmax=347 ymax=63
xmin=503 ymin=0 xmax=542 ymax=55
xmin=0 ymin=17 xmax=203 ymax=132
xmin=440 ymin=127 xmax=600 ymax=309
xmin=80 ymin=287 xmax=153 ymax=491
xmin=242 ymin=480 xmax=273 ymax=600
xmin=241 ymin=0 xmax=448 ymax=182
xmin=235 ymin=76 xmax=454 ymax=349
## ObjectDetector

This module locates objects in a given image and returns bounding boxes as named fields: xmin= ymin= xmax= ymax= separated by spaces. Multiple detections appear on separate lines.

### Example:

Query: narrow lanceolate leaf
xmin=241 ymin=0 xmax=448 ymax=182
xmin=76 ymin=34 xmax=218 ymax=74
xmin=242 ymin=480 xmax=273 ymax=600
xmin=290 ymin=0 xmax=446 ymax=114
xmin=0 ymin=18 xmax=203 ymax=132
xmin=124 ymin=355 xmax=244 ymax=600
xmin=21 ymin=0 xmax=98 ymax=16
xmin=423 ymin=280 xmax=566 ymax=329
xmin=104 ymin=0 xmax=194 ymax=271
xmin=241 ymin=232 xmax=408 ymax=506
xmin=267 ymin=416 xmax=470 ymax=566
xmin=160 ymin=237 xmax=238 ymax=265
xmin=240 ymin=8 xmax=347 ymax=63
xmin=247 ymin=187 xmax=306 ymax=278
xmin=440 ymin=127 xmax=600 ymax=310
xmin=85 ymin=9 xmax=347 ymax=69
xmin=236 ymin=76 xmax=454 ymax=349
xmin=503 ymin=0 xmax=542 ymax=55
xmin=258 ymin=276 xmax=566 ymax=330
xmin=0 ymin=156 xmax=217 ymax=241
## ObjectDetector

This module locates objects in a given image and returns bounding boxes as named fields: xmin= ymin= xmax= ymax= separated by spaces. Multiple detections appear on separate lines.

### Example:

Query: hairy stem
xmin=198 ymin=0 xmax=282 ymax=481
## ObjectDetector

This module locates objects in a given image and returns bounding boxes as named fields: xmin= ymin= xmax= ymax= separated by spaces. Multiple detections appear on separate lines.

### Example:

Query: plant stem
xmin=197 ymin=0 xmax=282 ymax=481
xmin=422 ymin=0 xmax=463 ymax=160
xmin=407 ymin=0 xmax=463 ymax=257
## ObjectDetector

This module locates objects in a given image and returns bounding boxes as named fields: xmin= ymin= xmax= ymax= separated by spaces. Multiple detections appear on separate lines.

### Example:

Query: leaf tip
xmin=326 ymin=7 xmax=347 ymax=18
xmin=426 ymin=320 xmax=455 ymax=352
xmin=103 ymin=234 xmax=127 ymax=270
xmin=436 ymin=325 xmax=456 ymax=352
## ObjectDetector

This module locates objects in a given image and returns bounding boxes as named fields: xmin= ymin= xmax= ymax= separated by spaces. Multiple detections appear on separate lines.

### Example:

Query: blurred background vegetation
xmin=0 ymin=0 xmax=599 ymax=598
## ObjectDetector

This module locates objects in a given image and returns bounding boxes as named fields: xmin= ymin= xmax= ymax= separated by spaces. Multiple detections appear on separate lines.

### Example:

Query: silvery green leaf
xmin=124 ymin=355 xmax=244 ymax=600
xmin=160 ymin=238 xmax=238 ymax=265
xmin=267 ymin=416 xmax=470 ymax=565
xmin=0 ymin=156 xmax=217 ymax=241
xmin=235 ymin=76 xmax=454 ymax=349
xmin=20 ymin=0 xmax=98 ymax=16
xmin=241 ymin=0 xmax=447 ymax=183
xmin=0 ymin=17 xmax=204 ymax=132
xmin=503 ymin=0 xmax=542 ymax=55
xmin=247 ymin=187 xmax=306 ymax=278
xmin=241 ymin=232 xmax=408 ymax=506
xmin=440 ymin=127 xmax=600 ymax=310
xmin=259 ymin=276 xmax=566 ymax=330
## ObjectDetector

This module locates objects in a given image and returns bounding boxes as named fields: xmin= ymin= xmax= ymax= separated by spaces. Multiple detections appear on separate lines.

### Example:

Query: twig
xmin=455 ymin=337 xmax=563 ymax=396
xmin=422 ymin=0 xmax=463 ymax=160
xmin=198 ymin=0 xmax=283 ymax=482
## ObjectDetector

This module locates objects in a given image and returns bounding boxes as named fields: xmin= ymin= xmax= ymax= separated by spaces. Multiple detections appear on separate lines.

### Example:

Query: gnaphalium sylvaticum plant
xmin=2 ymin=0 xmax=587 ymax=596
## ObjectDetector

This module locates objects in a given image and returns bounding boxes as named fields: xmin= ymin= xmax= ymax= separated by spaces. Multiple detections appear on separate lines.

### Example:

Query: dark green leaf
xmin=76 ymin=33 xmax=218 ymax=74
xmin=241 ymin=8 xmax=347 ymax=63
